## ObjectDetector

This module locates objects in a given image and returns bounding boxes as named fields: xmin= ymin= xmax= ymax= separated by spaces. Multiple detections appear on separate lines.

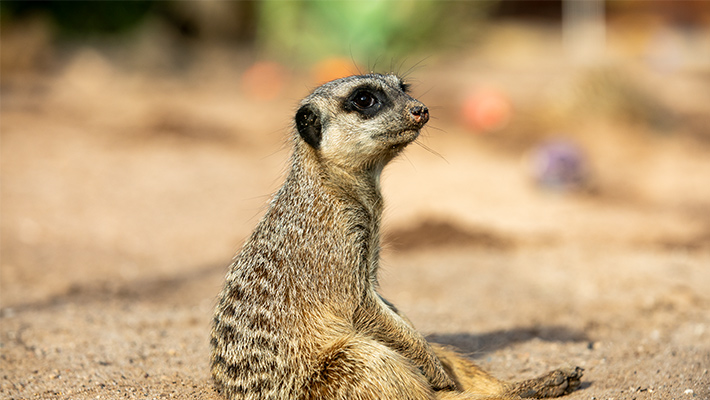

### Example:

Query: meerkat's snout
xmin=409 ymin=105 xmax=429 ymax=126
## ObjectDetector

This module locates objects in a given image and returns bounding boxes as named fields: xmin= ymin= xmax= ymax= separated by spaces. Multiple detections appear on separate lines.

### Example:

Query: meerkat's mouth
xmin=376 ymin=129 xmax=420 ymax=146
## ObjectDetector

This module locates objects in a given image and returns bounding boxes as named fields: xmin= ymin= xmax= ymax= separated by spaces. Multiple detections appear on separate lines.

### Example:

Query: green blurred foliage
xmin=257 ymin=0 xmax=495 ymax=65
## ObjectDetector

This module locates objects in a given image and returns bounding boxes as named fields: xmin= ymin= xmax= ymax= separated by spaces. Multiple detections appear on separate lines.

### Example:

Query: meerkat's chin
xmin=375 ymin=129 xmax=420 ymax=146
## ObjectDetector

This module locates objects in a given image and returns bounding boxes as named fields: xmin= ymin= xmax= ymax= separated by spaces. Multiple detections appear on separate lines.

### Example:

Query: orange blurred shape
xmin=461 ymin=88 xmax=512 ymax=133
xmin=241 ymin=61 xmax=286 ymax=101
xmin=313 ymin=58 xmax=361 ymax=85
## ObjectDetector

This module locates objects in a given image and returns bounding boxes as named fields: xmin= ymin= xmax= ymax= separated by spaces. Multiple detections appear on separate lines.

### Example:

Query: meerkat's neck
xmin=289 ymin=147 xmax=385 ymax=284
xmin=294 ymin=146 xmax=385 ymax=214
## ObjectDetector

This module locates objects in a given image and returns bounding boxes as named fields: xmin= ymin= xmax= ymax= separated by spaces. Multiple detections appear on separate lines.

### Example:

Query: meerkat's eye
xmin=343 ymin=87 xmax=385 ymax=118
xmin=351 ymin=90 xmax=378 ymax=110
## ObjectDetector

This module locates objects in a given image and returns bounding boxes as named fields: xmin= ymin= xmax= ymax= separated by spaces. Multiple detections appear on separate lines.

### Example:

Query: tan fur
xmin=210 ymin=74 xmax=582 ymax=399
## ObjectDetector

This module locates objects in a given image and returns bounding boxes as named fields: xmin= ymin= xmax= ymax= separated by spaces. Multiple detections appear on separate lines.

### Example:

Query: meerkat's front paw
xmin=510 ymin=366 xmax=583 ymax=398
xmin=429 ymin=371 xmax=458 ymax=392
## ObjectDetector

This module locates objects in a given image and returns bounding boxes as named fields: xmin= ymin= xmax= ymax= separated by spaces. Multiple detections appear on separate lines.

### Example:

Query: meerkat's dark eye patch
xmin=295 ymin=104 xmax=322 ymax=149
xmin=343 ymin=87 xmax=387 ymax=118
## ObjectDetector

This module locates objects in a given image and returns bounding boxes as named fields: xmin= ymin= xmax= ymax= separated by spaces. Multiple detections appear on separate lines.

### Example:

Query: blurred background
xmin=1 ymin=2 xmax=710 ymax=398
xmin=2 ymin=0 xmax=710 ymax=326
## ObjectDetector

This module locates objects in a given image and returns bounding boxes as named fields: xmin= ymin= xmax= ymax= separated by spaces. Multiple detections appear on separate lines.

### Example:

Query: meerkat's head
xmin=294 ymin=74 xmax=429 ymax=173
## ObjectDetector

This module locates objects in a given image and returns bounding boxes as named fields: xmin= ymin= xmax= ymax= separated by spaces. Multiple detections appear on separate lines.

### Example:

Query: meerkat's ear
xmin=295 ymin=104 xmax=322 ymax=149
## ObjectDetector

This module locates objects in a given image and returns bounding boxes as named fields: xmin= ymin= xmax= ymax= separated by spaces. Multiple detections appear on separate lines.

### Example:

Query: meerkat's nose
xmin=410 ymin=105 xmax=429 ymax=125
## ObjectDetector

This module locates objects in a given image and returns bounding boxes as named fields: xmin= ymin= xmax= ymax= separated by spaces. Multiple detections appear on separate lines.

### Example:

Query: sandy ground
xmin=2 ymin=27 xmax=710 ymax=400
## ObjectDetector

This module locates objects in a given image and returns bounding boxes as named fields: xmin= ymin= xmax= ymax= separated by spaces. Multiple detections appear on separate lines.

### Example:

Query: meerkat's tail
xmin=432 ymin=344 xmax=583 ymax=399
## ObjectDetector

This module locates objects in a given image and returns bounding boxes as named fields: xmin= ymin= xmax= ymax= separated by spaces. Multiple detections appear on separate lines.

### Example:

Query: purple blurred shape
xmin=530 ymin=139 xmax=589 ymax=190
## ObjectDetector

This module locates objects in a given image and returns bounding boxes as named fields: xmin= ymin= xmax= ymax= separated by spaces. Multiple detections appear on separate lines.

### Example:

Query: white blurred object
xmin=563 ymin=0 xmax=606 ymax=65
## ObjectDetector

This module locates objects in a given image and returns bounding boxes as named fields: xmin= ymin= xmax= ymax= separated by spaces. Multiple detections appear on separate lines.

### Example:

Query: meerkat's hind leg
xmin=307 ymin=334 xmax=515 ymax=400
xmin=432 ymin=344 xmax=510 ymax=395
xmin=306 ymin=333 xmax=435 ymax=400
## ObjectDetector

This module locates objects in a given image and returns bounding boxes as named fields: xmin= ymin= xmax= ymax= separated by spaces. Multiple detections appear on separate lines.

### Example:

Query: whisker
xmin=423 ymin=124 xmax=447 ymax=134
xmin=369 ymin=55 xmax=384 ymax=74
xmin=401 ymin=56 xmax=431 ymax=80
xmin=350 ymin=49 xmax=363 ymax=75
xmin=418 ymin=85 xmax=437 ymax=98
xmin=400 ymin=151 xmax=417 ymax=170
xmin=414 ymin=138 xmax=448 ymax=163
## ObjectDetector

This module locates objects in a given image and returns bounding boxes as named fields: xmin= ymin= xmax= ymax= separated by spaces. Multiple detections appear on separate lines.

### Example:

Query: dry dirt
xmin=2 ymin=36 xmax=710 ymax=400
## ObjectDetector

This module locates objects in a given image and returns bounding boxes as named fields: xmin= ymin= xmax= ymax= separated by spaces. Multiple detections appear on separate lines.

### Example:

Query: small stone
xmin=650 ymin=329 xmax=661 ymax=341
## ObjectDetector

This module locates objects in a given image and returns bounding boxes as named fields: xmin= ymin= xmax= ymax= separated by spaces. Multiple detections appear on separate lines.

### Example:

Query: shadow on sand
xmin=428 ymin=326 xmax=589 ymax=358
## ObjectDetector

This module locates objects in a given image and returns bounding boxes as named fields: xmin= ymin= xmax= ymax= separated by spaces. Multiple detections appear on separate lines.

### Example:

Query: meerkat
xmin=210 ymin=73 xmax=582 ymax=400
